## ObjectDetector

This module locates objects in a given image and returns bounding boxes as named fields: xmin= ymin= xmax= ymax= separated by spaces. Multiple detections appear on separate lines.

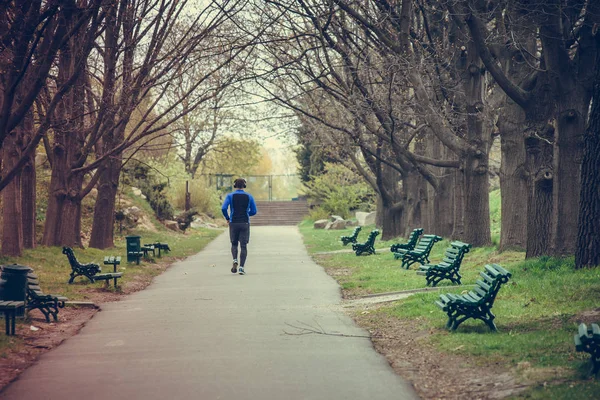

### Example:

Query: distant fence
xmin=207 ymin=174 xmax=302 ymax=201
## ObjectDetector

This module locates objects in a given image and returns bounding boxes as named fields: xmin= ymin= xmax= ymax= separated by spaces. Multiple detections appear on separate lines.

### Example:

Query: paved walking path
xmin=1 ymin=227 xmax=417 ymax=400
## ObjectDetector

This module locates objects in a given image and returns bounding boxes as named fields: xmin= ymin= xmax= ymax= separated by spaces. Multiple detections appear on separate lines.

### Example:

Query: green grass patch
xmin=299 ymin=219 xmax=600 ymax=396
xmin=299 ymin=220 xmax=404 ymax=254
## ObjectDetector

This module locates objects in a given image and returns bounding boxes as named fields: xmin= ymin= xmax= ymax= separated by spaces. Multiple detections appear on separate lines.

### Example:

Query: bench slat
xmin=592 ymin=324 xmax=600 ymax=340
xmin=476 ymin=279 xmax=491 ymax=292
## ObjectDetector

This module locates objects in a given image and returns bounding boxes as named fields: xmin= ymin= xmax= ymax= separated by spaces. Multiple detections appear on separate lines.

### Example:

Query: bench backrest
xmin=365 ymin=230 xmax=380 ymax=245
xmin=406 ymin=228 xmax=424 ymax=248
xmin=62 ymin=247 xmax=81 ymax=268
xmin=440 ymin=241 xmax=471 ymax=267
xmin=468 ymin=264 xmax=511 ymax=305
xmin=62 ymin=247 xmax=100 ymax=273
xmin=352 ymin=226 xmax=362 ymax=237
xmin=27 ymin=271 xmax=46 ymax=297
xmin=575 ymin=323 xmax=600 ymax=352
xmin=413 ymin=234 xmax=442 ymax=254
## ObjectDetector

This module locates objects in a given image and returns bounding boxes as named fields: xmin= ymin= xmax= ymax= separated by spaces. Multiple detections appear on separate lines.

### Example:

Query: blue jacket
xmin=221 ymin=190 xmax=257 ymax=223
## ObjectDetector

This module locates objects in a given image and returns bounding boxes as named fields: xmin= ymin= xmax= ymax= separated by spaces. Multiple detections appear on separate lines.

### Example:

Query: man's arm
xmin=221 ymin=194 xmax=231 ymax=221
xmin=248 ymin=194 xmax=257 ymax=217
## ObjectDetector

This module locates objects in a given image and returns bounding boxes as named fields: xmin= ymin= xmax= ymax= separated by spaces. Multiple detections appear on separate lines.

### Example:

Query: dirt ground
xmin=353 ymin=307 xmax=532 ymax=400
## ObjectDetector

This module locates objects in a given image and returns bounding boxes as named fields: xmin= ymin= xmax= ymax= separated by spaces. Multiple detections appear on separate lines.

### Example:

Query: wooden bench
xmin=417 ymin=241 xmax=471 ymax=286
xmin=341 ymin=226 xmax=362 ymax=246
xmin=394 ymin=234 xmax=442 ymax=269
xmin=436 ymin=264 xmax=511 ymax=332
xmin=352 ymin=229 xmax=380 ymax=256
xmin=26 ymin=272 xmax=68 ymax=322
xmin=63 ymin=247 xmax=123 ymax=288
xmin=152 ymin=242 xmax=171 ymax=257
xmin=91 ymin=272 xmax=123 ymax=288
xmin=104 ymin=256 xmax=121 ymax=272
xmin=390 ymin=228 xmax=423 ymax=253
xmin=141 ymin=245 xmax=155 ymax=259
xmin=574 ymin=322 xmax=600 ymax=376
xmin=0 ymin=301 xmax=25 ymax=335
xmin=64 ymin=247 xmax=102 ymax=283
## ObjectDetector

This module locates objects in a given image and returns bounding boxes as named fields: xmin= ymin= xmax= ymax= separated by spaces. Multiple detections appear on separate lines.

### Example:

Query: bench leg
xmin=4 ymin=311 xmax=9 ymax=335
xmin=4 ymin=310 xmax=17 ymax=335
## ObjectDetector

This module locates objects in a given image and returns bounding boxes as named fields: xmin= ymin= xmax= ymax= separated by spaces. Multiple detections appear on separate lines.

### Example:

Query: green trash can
xmin=126 ymin=235 xmax=141 ymax=262
xmin=0 ymin=264 xmax=32 ymax=317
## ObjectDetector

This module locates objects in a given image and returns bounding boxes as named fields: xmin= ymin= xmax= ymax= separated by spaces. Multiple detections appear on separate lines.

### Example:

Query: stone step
xmin=251 ymin=201 xmax=309 ymax=226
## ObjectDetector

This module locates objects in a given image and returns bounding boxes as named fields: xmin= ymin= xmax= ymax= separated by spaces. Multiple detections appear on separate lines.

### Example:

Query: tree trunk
xmin=89 ymin=154 xmax=122 ymax=249
xmin=42 ymin=37 xmax=86 ymax=248
xmin=378 ymin=163 xmax=404 ymax=240
xmin=461 ymin=42 xmax=491 ymax=247
xmin=403 ymin=170 xmax=424 ymax=236
xmin=497 ymin=104 xmax=528 ymax=250
xmin=551 ymin=98 xmax=586 ymax=256
xmin=575 ymin=47 xmax=600 ymax=268
xmin=20 ymin=111 xmax=36 ymax=248
xmin=43 ymin=158 xmax=85 ymax=247
xmin=452 ymin=168 xmax=466 ymax=240
xmin=525 ymin=124 xmax=554 ymax=258
xmin=380 ymin=198 xmax=403 ymax=240
xmin=2 ymin=131 xmax=24 ymax=256
xmin=431 ymin=139 xmax=457 ymax=238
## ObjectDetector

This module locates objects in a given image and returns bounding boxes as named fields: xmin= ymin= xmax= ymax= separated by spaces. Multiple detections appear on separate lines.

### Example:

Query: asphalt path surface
xmin=1 ymin=226 xmax=418 ymax=400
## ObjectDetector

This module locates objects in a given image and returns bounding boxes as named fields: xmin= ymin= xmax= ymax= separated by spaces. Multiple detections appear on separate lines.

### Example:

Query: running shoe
xmin=231 ymin=259 xmax=238 ymax=273
xmin=238 ymin=266 xmax=245 ymax=275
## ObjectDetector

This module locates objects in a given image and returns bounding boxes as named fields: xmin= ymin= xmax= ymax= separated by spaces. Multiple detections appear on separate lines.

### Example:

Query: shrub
xmin=303 ymin=162 xmax=375 ymax=219
xmin=169 ymin=177 xmax=221 ymax=217
xmin=308 ymin=206 xmax=330 ymax=221
xmin=122 ymin=161 xmax=174 ymax=221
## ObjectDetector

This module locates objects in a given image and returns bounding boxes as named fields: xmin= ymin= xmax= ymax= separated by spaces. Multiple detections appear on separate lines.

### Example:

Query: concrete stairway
xmin=252 ymin=201 xmax=309 ymax=226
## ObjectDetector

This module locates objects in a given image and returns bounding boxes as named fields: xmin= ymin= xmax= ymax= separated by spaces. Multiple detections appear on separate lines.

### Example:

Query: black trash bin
xmin=126 ymin=235 xmax=141 ymax=262
xmin=0 ymin=264 xmax=32 ymax=317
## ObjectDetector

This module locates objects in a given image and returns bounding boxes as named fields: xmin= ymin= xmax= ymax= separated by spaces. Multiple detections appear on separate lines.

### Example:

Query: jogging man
xmin=221 ymin=178 xmax=257 ymax=275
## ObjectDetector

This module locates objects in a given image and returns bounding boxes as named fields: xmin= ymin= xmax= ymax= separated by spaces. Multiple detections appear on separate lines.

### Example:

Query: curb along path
xmin=1 ymin=226 xmax=418 ymax=400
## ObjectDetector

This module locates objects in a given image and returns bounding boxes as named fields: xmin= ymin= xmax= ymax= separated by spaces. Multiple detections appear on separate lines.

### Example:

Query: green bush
xmin=169 ymin=177 xmax=221 ymax=217
xmin=308 ymin=206 xmax=330 ymax=220
xmin=122 ymin=161 xmax=174 ymax=221
xmin=304 ymin=162 xmax=375 ymax=219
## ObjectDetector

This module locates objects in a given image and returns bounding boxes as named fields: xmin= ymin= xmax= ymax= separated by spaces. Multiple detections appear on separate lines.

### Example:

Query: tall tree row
xmin=254 ymin=0 xmax=600 ymax=264
xmin=0 ymin=0 xmax=257 ymax=255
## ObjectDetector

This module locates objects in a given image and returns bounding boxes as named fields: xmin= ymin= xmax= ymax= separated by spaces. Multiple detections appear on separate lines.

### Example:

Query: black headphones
xmin=234 ymin=178 xmax=246 ymax=189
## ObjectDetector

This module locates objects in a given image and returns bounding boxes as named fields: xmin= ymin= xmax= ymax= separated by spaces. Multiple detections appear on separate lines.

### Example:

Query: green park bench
xmin=63 ymin=247 xmax=123 ymax=288
xmin=141 ymin=245 xmax=155 ymax=259
xmin=104 ymin=256 xmax=121 ymax=272
xmin=352 ymin=229 xmax=380 ymax=256
xmin=394 ymin=234 xmax=442 ymax=269
xmin=341 ymin=226 xmax=362 ymax=246
xmin=390 ymin=228 xmax=423 ymax=253
xmin=574 ymin=322 xmax=600 ymax=376
xmin=435 ymin=263 xmax=511 ymax=332
xmin=417 ymin=241 xmax=471 ymax=286
xmin=0 ymin=301 xmax=25 ymax=335
xmin=152 ymin=242 xmax=171 ymax=257
xmin=26 ymin=271 xmax=68 ymax=322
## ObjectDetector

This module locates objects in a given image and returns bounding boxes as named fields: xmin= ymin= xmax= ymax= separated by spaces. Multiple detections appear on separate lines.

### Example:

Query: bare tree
xmin=1 ymin=0 xmax=102 ymax=256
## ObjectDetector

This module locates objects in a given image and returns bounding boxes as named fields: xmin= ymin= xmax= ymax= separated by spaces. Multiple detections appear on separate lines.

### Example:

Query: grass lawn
xmin=299 ymin=219 xmax=600 ymax=399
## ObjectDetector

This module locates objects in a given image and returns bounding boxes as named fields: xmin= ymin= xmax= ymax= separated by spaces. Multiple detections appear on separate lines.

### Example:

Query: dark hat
xmin=233 ymin=178 xmax=246 ymax=189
